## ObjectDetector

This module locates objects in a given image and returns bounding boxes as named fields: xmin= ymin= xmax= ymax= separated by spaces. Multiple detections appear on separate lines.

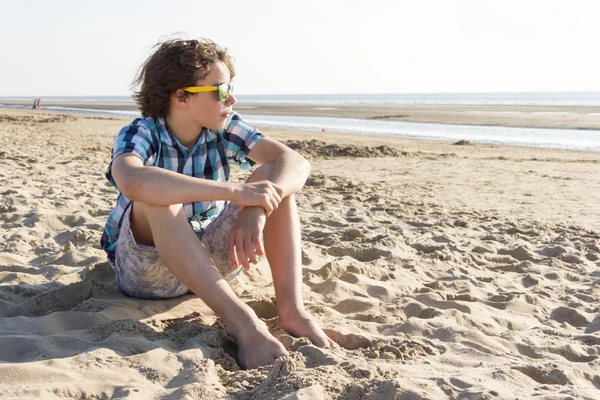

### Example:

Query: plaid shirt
xmin=101 ymin=112 xmax=264 ymax=263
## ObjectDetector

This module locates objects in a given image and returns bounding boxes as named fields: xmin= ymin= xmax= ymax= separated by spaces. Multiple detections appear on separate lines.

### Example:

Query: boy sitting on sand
xmin=100 ymin=38 xmax=336 ymax=368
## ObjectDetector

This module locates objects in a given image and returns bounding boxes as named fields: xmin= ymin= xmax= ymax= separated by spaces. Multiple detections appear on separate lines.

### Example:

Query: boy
xmin=101 ymin=38 xmax=336 ymax=369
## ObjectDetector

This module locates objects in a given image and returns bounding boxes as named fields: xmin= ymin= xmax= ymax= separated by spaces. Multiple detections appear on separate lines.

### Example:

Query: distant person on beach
xmin=36 ymin=98 xmax=41 ymax=110
xmin=32 ymin=98 xmax=37 ymax=109
xmin=101 ymin=38 xmax=336 ymax=369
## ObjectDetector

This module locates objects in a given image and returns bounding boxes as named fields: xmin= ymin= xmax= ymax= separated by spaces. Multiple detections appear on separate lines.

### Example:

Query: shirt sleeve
xmin=104 ymin=118 xmax=158 ymax=188
xmin=221 ymin=112 xmax=264 ymax=171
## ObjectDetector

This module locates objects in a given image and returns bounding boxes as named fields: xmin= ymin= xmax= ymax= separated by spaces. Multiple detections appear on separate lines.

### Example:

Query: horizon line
xmin=2 ymin=90 xmax=600 ymax=98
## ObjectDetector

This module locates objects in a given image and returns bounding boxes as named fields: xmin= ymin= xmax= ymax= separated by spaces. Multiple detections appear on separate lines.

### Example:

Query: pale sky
xmin=2 ymin=0 xmax=598 ymax=96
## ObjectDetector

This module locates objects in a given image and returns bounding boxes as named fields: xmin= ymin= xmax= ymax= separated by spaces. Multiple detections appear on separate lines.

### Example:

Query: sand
xmin=0 ymin=108 xmax=599 ymax=399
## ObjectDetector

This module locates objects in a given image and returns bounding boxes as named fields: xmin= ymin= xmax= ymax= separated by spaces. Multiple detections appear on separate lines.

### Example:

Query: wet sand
xmin=2 ymin=98 xmax=600 ymax=129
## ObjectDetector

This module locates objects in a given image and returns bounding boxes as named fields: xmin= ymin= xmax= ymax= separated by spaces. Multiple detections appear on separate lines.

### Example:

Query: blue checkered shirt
xmin=101 ymin=112 xmax=264 ymax=263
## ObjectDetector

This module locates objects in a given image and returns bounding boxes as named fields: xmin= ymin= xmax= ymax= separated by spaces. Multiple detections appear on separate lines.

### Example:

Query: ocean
xmin=1 ymin=92 xmax=600 ymax=151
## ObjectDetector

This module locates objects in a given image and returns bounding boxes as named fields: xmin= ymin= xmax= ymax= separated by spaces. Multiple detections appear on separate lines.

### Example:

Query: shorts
xmin=112 ymin=201 xmax=242 ymax=299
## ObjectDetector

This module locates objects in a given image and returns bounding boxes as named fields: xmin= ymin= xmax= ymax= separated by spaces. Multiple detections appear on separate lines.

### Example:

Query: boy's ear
xmin=173 ymin=89 xmax=188 ymax=104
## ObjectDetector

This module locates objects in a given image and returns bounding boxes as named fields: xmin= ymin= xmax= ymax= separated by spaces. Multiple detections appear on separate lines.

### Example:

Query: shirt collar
xmin=156 ymin=118 xmax=218 ymax=151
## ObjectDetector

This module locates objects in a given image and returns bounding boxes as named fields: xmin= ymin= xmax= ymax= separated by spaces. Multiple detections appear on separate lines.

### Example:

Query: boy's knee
xmin=134 ymin=202 xmax=184 ymax=219
xmin=248 ymin=163 xmax=275 ymax=183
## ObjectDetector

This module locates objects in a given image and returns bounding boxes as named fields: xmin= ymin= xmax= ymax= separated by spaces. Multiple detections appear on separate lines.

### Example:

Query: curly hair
xmin=132 ymin=38 xmax=235 ymax=119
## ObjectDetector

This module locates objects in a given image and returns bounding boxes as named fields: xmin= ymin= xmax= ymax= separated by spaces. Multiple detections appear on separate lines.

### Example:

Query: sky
xmin=1 ymin=0 xmax=599 ymax=96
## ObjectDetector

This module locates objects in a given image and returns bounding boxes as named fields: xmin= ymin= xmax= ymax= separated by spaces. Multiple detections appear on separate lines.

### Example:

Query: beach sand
xmin=1 ymin=109 xmax=599 ymax=399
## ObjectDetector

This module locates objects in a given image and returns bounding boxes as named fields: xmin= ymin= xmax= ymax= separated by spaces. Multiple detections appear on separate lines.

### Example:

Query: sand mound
xmin=284 ymin=139 xmax=408 ymax=159
xmin=0 ymin=113 xmax=78 ymax=125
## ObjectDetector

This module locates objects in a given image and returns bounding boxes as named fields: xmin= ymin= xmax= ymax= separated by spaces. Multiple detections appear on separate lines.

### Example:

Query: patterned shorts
xmin=113 ymin=201 xmax=242 ymax=299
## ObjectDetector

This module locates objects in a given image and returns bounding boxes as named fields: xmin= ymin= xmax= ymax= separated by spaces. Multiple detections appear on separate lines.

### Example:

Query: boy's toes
xmin=309 ymin=330 xmax=332 ymax=348
xmin=315 ymin=332 xmax=339 ymax=349
xmin=278 ymin=313 xmax=339 ymax=349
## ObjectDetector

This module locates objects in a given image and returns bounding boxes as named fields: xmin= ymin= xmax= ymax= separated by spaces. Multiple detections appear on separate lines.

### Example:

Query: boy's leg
xmin=247 ymin=166 xmax=337 ymax=348
xmin=128 ymin=201 xmax=288 ymax=368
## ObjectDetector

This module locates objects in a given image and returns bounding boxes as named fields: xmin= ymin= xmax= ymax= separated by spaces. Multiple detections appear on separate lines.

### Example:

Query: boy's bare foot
xmin=231 ymin=319 xmax=289 ymax=369
xmin=277 ymin=310 xmax=338 ymax=348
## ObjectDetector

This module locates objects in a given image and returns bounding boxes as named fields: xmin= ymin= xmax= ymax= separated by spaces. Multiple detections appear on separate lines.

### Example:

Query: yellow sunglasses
xmin=181 ymin=82 xmax=233 ymax=102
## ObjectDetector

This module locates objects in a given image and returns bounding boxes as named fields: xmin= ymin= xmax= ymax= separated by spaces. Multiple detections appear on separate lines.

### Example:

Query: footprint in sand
xmin=1 ymin=280 xmax=96 ymax=317
xmin=322 ymin=329 xmax=439 ymax=361
xmin=410 ymin=241 xmax=446 ymax=254
xmin=326 ymin=246 xmax=392 ymax=262
xmin=550 ymin=306 xmax=593 ymax=328
xmin=512 ymin=364 xmax=571 ymax=385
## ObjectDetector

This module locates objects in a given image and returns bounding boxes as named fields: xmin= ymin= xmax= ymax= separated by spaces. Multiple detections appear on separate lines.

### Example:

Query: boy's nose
xmin=226 ymin=93 xmax=237 ymax=106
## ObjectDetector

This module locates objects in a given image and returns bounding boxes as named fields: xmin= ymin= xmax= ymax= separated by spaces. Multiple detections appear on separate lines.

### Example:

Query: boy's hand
xmin=228 ymin=206 xmax=267 ymax=270
xmin=231 ymin=181 xmax=283 ymax=217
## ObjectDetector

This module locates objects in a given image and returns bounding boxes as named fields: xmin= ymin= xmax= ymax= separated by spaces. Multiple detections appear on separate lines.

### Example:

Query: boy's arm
xmin=246 ymin=137 xmax=312 ymax=197
xmin=227 ymin=137 xmax=311 ymax=269
xmin=111 ymin=153 xmax=283 ymax=215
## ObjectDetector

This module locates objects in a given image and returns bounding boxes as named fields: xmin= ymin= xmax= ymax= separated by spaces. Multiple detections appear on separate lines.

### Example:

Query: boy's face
xmin=186 ymin=61 xmax=236 ymax=131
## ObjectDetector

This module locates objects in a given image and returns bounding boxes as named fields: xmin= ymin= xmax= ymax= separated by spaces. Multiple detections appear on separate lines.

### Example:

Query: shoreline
xmin=2 ymin=100 xmax=600 ymax=130
xmin=3 ymin=107 xmax=600 ymax=155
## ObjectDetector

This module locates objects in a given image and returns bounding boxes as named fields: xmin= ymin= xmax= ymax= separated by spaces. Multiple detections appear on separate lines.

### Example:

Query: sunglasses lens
xmin=218 ymin=84 xmax=231 ymax=101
